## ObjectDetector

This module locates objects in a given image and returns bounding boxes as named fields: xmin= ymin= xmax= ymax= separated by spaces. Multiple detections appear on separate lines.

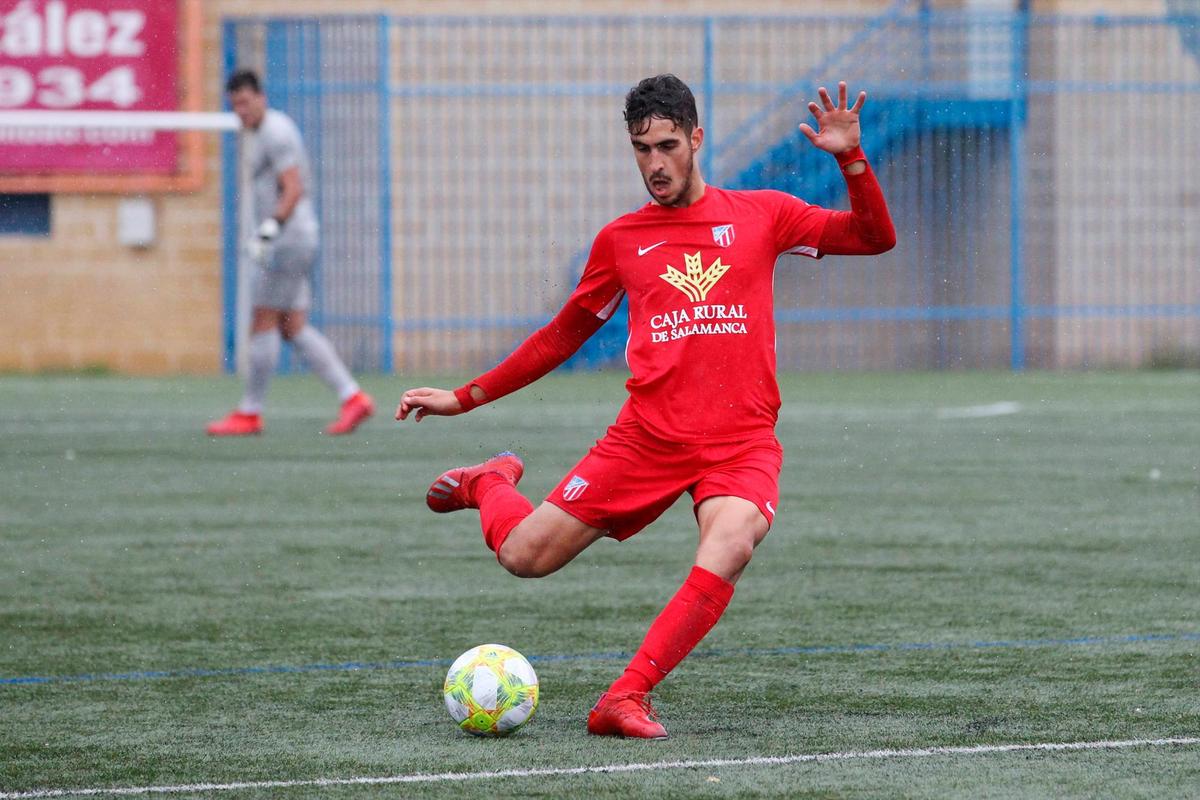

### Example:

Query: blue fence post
xmin=1008 ymin=7 xmax=1030 ymax=370
xmin=262 ymin=21 xmax=296 ymax=374
xmin=702 ymin=16 xmax=715 ymax=180
xmin=309 ymin=21 xmax=325 ymax=336
xmin=378 ymin=14 xmax=395 ymax=374
xmin=220 ymin=20 xmax=239 ymax=374
xmin=919 ymin=0 xmax=933 ymax=82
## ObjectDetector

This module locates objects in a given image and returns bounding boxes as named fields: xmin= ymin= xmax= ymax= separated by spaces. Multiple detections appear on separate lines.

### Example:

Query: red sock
xmin=474 ymin=473 xmax=533 ymax=555
xmin=608 ymin=565 xmax=735 ymax=695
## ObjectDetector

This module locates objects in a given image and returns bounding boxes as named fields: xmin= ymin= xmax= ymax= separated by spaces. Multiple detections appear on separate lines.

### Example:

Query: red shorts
xmin=545 ymin=415 xmax=783 ymax=541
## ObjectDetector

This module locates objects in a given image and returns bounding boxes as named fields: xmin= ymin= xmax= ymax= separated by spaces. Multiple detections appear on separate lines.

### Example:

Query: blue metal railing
xmin=221 ymin=16 xmax=393 ymax=374
xmin=222 ymin=10 xmax=1200 ymax=373
xmin=219 ymin=19 xmax=240 ymax=376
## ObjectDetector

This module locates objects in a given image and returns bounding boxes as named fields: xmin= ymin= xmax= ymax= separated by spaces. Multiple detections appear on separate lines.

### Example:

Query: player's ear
xmin=691 ymin=126 xmax=704 ymax=153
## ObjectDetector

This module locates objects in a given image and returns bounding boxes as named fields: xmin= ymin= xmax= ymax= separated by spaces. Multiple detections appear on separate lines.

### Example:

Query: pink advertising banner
xmin=0 ymin=0 xmax=180 ymax=174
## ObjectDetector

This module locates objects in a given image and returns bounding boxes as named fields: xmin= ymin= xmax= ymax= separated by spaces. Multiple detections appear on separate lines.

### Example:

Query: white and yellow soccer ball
xmin=443 ymin=644 xmax=539 ymax=736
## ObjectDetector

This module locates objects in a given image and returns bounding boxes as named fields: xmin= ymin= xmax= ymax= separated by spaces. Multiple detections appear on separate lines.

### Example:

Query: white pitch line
xmin=936 ymin=401 xmax=1022 ymax=419
xmin=2 ymin=737 xmax=1197 ymax=799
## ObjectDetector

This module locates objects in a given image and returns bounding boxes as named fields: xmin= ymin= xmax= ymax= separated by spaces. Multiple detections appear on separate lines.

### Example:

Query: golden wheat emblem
xmin=659 ymin=252 xmax=731 ymax=303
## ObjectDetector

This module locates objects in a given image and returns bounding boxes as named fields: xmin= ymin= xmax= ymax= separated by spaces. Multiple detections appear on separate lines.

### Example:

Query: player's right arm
xmin=396 ymin=299 xmax=606 ymax=421
xmin=396 ymin=229 xmax=623 ymax=422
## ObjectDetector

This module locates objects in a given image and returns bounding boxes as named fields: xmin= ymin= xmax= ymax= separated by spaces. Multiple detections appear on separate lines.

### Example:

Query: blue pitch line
xmin=3 ymin=633 xmax=1197 ymax=688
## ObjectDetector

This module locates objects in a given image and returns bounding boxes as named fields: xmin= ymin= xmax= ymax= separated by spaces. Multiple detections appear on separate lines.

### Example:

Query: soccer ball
xmin=443 ymin=643 xmax=539 ymax=736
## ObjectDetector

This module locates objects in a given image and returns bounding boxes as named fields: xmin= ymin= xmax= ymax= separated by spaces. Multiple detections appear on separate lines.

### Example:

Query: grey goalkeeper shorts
xmin=251 ymin=238 xmax=318 ymax=311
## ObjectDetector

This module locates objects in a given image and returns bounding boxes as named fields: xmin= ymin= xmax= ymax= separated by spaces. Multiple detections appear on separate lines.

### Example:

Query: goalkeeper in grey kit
xmin=207 ymin=69 xmax=374 ymax=437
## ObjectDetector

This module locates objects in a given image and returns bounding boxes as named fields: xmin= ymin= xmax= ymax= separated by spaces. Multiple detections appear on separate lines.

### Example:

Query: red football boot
xmin=426 ymin=451 xmax=524 ymax=513
xmin=326 ymin=391 xmax=374 ymax=435
xmin=586 ymin=691 xmax=669 ymax=740
xmin=206 ymin=411 xmax=263 ymax=437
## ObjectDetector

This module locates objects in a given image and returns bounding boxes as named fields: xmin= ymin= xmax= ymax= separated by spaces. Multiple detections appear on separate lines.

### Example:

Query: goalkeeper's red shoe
xmin=586 ymin=691 xmax=669 ymax=740
xmin=205 ymin=411 xmax=263 ymax=437
xmin=426 ymin=451 xmax=524 ymax=513
xmin=326 ymin=391 xmax=374 ymax=435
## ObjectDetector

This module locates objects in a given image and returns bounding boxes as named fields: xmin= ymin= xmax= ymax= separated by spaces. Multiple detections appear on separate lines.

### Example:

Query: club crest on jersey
xmin=562 ymin=475 xmax=589 ymax=502
xmin=660 ymin=251 xmax=732 ymax=303
xmin=712 ymin=224 xmax=735 ymax=248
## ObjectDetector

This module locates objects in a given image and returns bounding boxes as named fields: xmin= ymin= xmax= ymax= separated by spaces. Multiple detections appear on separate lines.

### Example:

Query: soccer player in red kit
xmin=397 ymin=75 xmax=895 ymax=739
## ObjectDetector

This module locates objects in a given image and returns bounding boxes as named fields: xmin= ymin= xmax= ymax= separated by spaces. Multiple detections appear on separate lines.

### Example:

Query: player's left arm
xmin=257 ymin=122 xmax=306 ymax=241
xmin=247 ymin=166 xmax=302 ymax=250
xmin=799 ymin=82 xmax=897 ymax=255
xmin=272 ymin=166 xmax=304 ymax=227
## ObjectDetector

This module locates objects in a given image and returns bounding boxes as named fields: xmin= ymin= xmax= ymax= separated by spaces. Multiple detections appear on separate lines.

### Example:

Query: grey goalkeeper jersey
xmin=244 ymin=108 xmax=319 ymax=244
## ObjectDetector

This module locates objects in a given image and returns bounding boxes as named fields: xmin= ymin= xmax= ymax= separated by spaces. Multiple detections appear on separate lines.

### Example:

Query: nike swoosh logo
xmin=637 ymin=241 xmax=667 ymax=256
xmin=765 ymin=501 xmax=776 ymax=516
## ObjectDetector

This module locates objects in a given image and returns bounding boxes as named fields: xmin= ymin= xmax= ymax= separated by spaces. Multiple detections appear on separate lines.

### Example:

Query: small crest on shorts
xmin=712 ymin=224 xmax=735 ymax=248
xmin=562 ymin=475 xmax=589 ymax=502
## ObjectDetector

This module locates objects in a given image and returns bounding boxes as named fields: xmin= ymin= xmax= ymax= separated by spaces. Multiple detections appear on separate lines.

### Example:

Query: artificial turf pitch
xmin=1 ymin=370 xmax=1197 ymax=798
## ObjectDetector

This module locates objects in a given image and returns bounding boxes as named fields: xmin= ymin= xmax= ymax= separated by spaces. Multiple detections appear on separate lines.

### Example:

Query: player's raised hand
xmin=798 ymin=81 xmax=865 ymax=156
xmin=396 ymin=387 xmax=462 ymax=422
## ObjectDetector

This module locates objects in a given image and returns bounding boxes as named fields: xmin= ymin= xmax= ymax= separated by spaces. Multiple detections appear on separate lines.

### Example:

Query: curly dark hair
xmin=623 ymin=74 xmax=698 ymax=136
xmin=225 ymin=69 xmax=262 ymax=95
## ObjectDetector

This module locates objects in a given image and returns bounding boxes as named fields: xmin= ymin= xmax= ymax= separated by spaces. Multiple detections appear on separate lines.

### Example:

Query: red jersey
xmin=568 ymin=187 xmax=834 ymax=444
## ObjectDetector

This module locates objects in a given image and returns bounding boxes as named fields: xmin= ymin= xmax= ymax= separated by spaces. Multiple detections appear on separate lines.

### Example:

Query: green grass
xmin=1 ymin=370 xmax=1198 ymax=798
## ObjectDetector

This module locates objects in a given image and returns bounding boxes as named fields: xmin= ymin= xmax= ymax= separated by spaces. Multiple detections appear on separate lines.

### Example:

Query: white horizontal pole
xmin=0 ymin=111 xmax=241 ymax=131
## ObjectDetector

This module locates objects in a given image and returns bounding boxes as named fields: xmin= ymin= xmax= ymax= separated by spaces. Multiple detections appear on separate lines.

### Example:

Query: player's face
xmin=631 ymin=117 xmax=704 ymax=207
xmin=229 ymin=87 xmax=267 ymax=129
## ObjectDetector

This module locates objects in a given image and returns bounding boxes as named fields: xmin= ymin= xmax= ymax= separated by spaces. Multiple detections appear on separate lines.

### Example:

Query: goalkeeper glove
xmin=245 ymin=217 xmax=282 ymax=262
xmin=257 ymin=217 xmax=281 ymax=240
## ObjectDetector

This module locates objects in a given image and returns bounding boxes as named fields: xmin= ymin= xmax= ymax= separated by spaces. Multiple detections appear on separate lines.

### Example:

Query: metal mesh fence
xmin=223 ymin=6 xmax=1200 ymax=372
xmin=223 ymin=15 xmax=391 ymax=374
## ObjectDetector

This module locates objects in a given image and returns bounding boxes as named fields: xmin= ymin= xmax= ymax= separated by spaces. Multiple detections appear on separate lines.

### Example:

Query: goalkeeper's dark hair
xmin=225 ymin=69 xmax=262 ymax=95
xmin=624 ymin=74 xmax=699 ymax=136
